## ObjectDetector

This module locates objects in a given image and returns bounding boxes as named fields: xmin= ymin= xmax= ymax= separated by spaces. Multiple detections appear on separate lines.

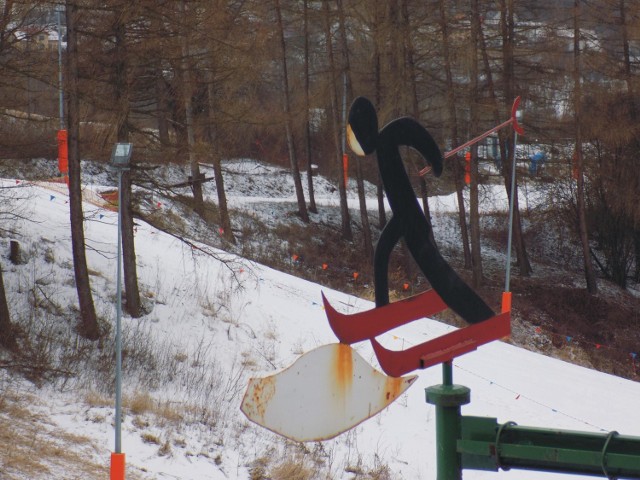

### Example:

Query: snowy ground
xmin=1 ymin=160 xmax=639 ymax=479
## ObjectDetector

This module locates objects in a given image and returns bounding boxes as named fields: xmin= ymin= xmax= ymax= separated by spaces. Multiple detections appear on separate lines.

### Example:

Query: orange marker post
xmin=464 ymin=151 xmax=471 ymax=185
xmin=342 ymin=153 xmax=349 ymax=188
xmin=57 ymin=129 xmax=69 ymax=185
xmin=110 ymin=452 xmax=125 ymax=480
xmin=501 ymin=291 xmax=512 ymax=314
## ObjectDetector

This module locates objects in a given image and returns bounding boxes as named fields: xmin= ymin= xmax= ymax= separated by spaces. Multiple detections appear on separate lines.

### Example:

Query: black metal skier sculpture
xmin=321 ymin=96 xmax=510 ymax=377
xmin=347 ymin=96 xmax=494 ymax=322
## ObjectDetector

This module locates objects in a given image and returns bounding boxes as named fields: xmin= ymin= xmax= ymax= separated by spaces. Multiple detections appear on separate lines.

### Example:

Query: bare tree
xmin=573 ymin=0 xmax=598 ymax=294
xmin=112 ymin=3 xmax=142 ymax=317
xmin=499 ymin=0 xmax=532 ymax=277
xmin=0 ymin=262 xmax=16 ymax=351
xmin=199 ymin=0 xmax=243 ymax=245
xmin=372 ymin=0 xmax=387 ymax=229
xmin=438 ymin=0 xmax=471 ymax=269
xmin=400 ymin=0 xmax=437 ymax=249
xmin=180 ymin=1 xmax=205 ymax=218
xmin=66 ymin=0 xmax=100 ymax=340
xmin=618 ymin=0 xmax=640 ymax=282
xmin=469 ymin=0 xmax=484 ymax=288
xmin=302 ymin=0 xmax=317 ymax=214
xmin=205 ymin=62 xmax=235 ymax=244
xmin=274 ymin=0 xmax=309 ymax=223
xmin=0 ymin=0 xmax=17 ymax=351
xmin=323 ymin=0 xmax=352 ymax=240
xmin=336 ymin=0 xmax=373 ymax=259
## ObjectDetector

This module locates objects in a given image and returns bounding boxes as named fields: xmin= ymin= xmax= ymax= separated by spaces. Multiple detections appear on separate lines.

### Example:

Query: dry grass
xmin=126 ymin=390 xmax=155 ymax=415
xmin=84 ymin=389 xmax=112 ymax=408
xmin=0 ymin=384 xmax=164 ymax=479
xmin=0 ymin=389 xmax=108 ymax=480
xmin=124 ymin=391 xmax=185 ymax=426
xmin=270 ymin=459 xmax=315 ymax=480
xmin=141 ymin=432 xmax=161 ymax=445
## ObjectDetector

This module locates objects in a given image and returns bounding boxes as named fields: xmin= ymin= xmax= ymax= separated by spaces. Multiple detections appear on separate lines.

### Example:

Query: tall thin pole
xmin=56 ymin=5 xmax=64 ymax=130
xmin=504 ymin=130 xmax=519 ymax=294
xmin=115 ymin=169 xmax=123 ymax=454
xmin=342 ymin=72 xmax=347 ymax=153
xmin=341 ymin=72 xmax=348 ymax=190
xmin=110 ymin=144 xmax=130 ymax=480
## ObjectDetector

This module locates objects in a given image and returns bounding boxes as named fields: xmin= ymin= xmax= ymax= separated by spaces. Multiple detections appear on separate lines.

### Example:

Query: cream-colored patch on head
xmin=347 ymin=124 xmax=365 ymax=156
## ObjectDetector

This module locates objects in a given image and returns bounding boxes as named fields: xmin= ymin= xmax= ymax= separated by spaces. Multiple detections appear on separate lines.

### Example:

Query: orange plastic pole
xmin=110 ymin=452 xmax=125 ymax=480
xmin=464 ymin=151 xmax=471 ymax=185
xmin=501 ymin=291 xmax=512 ymax=314
xmin=342 ymin=153 xmax=348 ymax=188
xmin=57 ymin=129 xmax=68 ymax=175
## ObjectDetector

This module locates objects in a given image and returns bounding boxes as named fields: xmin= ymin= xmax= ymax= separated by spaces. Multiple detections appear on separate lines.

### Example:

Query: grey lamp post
xmin=110 ymin=142 xmax=132 ymax=480
xmin=56 ymin=4 xmax=64 ymax=130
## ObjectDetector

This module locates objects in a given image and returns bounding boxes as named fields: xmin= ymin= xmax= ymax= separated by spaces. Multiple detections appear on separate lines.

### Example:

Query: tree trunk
xmin=402 ymin=0 xmax=436 ymax=249
xmin=337 ymin=0 xmax=373 ymax=259
xmin=373 ymin=4 xmax=386 ymax=229
xmin=620 ymin=0 xmax=639 ymax=283
xmin=303 ymin=0 xmax=317 ymax=214
xmin=398 ymin=0 xmax=437 ymax=276
xmin=573 ymin=0 xmax=598 ymax=294
xmin=482 ymin=5 xmax=532 ymax=277
xmin=155 ymin=76 xmax=171 ymax=148
xmin=151 ymin=16 xmax=170 ymax=147
xmin=620 ymin=0 xmax=633 ymax=97
xmin=180 ymin=1 xmax=205 ymax=218
xmin=439 ymin=0 xmax=471 ymax=269
xmin=66 ymin=0 xmax=100 ymax=340
xmin=323 ymin=0 xmax=352 ymax=240
xmin=469 ymin=0 xmax=484 ymax=288
xmin=0 ymin=264 xmax=17 ymax=351
xmin=9 ymin=240 xmax=21 ymax=265
xmin=114 ymin=7 xmax=142 ymax=318
xmin=500 ymin=0 xmax=533 ymax=276
xmin=634 ymin=230 xmax=640 ymax=282
xmin=205 ymin=65 xmax=235 ymax=244
xmin=274 ymin=0 xmax=309 ymax=223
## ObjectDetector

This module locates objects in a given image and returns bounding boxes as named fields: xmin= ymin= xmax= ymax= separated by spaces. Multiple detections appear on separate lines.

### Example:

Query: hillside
xmin=2 ymin=156 xmax=639 ymax=381
xmin=0 ymin=157 xmax=639 ymax=479
xmin=134 ymin=157 xmax=640 ymax=382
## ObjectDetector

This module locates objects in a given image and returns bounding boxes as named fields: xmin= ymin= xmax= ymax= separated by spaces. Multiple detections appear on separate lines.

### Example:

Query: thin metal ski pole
xmin=505 ymin=129 xmax=519 ymax=295
xmin=419 ymin=97 xmax=524 ymax=177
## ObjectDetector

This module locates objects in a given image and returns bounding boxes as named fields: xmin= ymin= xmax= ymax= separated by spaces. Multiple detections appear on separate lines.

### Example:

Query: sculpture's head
xmin=347 ymin=97 xmax=378 ymax=156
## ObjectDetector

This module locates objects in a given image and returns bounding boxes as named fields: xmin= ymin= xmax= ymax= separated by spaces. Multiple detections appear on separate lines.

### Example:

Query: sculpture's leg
xmin=374 ymin=216 xmax=403 ymax=308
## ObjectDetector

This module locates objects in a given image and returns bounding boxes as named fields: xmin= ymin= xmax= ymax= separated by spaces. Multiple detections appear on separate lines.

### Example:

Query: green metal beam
xmin=459 ymin=416 xmax=640 ymax=478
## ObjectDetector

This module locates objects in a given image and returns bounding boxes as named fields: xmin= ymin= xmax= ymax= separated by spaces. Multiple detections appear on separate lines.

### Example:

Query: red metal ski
xmin=322 ymin=289 xmax=448 ymax=344
xmin=371 ymin=311 xmax=511 ymax=377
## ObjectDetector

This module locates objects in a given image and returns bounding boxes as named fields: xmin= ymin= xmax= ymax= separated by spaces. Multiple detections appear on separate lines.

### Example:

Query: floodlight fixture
xmin=110 ymin=143 xmax=132 ymax=168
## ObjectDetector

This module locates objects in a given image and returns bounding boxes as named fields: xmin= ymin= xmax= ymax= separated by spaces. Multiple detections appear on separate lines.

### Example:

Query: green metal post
xmin=426 ymin=362 xmax=471 ymax=480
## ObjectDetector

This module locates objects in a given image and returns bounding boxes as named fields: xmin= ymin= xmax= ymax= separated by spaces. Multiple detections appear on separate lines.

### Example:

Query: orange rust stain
xmin=384 ymin=375 xmax=404 ymax=402
xmin=248 ymin=376 xmax=276 ymax=421
xmin=333 ymin=344 xmax=353 ymax=392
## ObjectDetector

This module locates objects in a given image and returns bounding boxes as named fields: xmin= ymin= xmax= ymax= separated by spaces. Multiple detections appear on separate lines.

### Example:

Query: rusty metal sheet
xmin=240 ymin=343 xmax=417 ymax=442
